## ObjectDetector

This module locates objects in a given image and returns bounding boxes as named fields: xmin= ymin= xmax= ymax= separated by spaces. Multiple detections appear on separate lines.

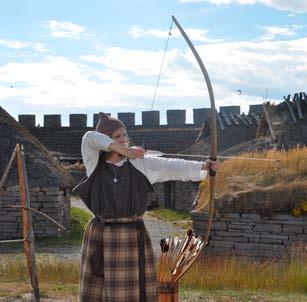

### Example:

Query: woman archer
xmin=73 ymin=112 xmax=218 ymax=302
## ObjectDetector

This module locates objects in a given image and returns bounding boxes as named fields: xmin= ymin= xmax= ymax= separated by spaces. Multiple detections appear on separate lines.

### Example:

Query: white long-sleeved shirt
xmin=81 ymin=131 xmax=207 ymax=184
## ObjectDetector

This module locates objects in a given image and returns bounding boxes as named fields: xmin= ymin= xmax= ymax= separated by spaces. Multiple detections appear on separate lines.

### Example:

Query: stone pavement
xmin=43 ymin=197 xmax=186 ymax=260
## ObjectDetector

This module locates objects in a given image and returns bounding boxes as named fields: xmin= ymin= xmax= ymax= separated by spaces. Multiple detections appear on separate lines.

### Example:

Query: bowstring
xmin=148 ymin=19 xmax=182 ymax=241
xmin=141 ymin=157 xmax=165 ymax=240
xmin=150 ymin=19 xmax=173 ymax=111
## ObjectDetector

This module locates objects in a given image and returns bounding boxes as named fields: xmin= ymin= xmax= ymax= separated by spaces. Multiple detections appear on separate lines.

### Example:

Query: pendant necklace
xmin=111 ymin=164 xmax=118 ymax=183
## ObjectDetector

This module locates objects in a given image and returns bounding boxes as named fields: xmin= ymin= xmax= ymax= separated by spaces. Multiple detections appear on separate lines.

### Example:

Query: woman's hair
xmin=96 ymin=112 xmax=126 ymax=137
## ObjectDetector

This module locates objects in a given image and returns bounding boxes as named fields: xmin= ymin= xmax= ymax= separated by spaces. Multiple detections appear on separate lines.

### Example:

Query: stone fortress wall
xmin=18 ymin=104 xmax=263 ymax=157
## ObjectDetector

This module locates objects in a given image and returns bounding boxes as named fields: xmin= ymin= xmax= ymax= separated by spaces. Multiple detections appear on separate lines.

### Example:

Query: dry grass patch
xmin=181 ymin=255 xmax=307 ymax=294
xmin=197 ymin=147 xmax=307 ymax=215
xmin=0 ymin=254 xmax=305 ymax=299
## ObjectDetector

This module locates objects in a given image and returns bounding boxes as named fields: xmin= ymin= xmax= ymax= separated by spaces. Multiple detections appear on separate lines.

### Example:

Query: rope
xmin=150 ymin=19 xmax=173 ymax=111
xmin=0 ymin=205 xmax=66 ymax=230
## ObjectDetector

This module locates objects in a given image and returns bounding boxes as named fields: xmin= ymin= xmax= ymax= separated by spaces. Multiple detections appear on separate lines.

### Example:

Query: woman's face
xmin=111 ymin=127 xmax=129 ymax=147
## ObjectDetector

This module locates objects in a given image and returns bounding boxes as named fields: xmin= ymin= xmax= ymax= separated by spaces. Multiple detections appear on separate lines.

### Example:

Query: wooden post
xmin=16 ymin=144 xmax=40 ymax=302
xmin=262 ymin=103 xmax=276 ymax=141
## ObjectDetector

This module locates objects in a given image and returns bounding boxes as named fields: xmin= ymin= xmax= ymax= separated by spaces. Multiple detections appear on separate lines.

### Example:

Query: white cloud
xmin=81 ymin=36 xmax=307 ymax=108
xmin=129 ymin=25 xmax=223 ymax=43
xmin=259 ymin=25 xmax=301 ymax=41
xmin=178 ymin=0 xmax=307 ymax=13
xmin=0 ymin=56 xmax=153 ymax=109
xmin=33 ymin=43 xmax=48 ymax=52
xmin=0 ymin=39 xmax=49 ymax=53
xmin=45 ymin=20 xmax=88 ymax=39
xmin=0 ymin=39 xmax=29 ymax=49
xmin=129 ymin=25 xmax=169 ymax=39
xmin=80 ymin=48 xmax=169 ymax=76
xmin=1 ymin=35 xmax=307 ymax=115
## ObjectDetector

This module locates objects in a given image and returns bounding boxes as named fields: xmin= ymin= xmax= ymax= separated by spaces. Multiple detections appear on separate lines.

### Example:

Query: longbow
xmin=172 ymin=15 xmax=217 ymax=245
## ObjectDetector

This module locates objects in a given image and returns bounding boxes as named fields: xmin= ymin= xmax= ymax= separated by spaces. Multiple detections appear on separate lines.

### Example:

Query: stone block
xmin=0 ymin=223 xmax=18 ymax=229
xmin=254 ymin=224 xmax=282 ymax=233
xmin=220 ymin=106 xmax=240 ymax=115
xmin=227 ymin=237 xmax=248 ymax=243
xmin=18 ymin=114 xmax=36 ymax=128
xmin=34 ymin=223 xmax=56 ymax=229
xmin=193 ymin=108 xmax=211 ymax=124
xmin=167 ymin=110 xmax=186 ymax=125
xmin=265 ymin=219 xmax=306 ymax=225
xmin=228 ymin=223 xmax=254 ymax=231
xmin=287 ymin=234 xmax=306 ymax=244
xmin=142 ymin=111 xmax=160 ymax=126
xmin=209 ymin=240 xmax=234 ymax=248
xmin=39 ymin=207 xmax=61 ymax=214
xmin=69 ymin=114 xmax=87 ymax=128
xmin=29 ymin=187 xmax=41 ymax=192
xmin=118 ymin=112 xmax=135 ymax=126
xmin=214 ymin=231 xmax=242 ymax=237
xmin=249 ymin=104 xmax=263 ymax=114
xmin=37 ymin=195 xmax=62 ymax=202
xmin=45 ymin=189 xmax=60 ymax=196
xmin=283 ymin=225 xmax=303 ymax=233
xmin=273 ymin=214 xmax=303 ymax=221
xmin=0 ymin=216 xmax=17 ymax=222
xmin=260 ymin=234 xmax=289 ymax=240
xmin=44 ymin=115 xmax=61 ymax=127
xmin=261 ymin=238 xmax=283 ymax=244
xmin=220 ymin=213 xmax=241 ymax=221
xmin=211 ymin=222 xmax=228 ymax=231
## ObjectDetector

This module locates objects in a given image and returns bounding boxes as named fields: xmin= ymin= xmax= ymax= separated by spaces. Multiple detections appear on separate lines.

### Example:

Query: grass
xmin=179 ymin=289 xmax=307 ymax=302
xmin=147 ymin=207 xmax=192 ymax=228
xmin=0 ymin=204 xmax=306 ymax=300
xmin=0 ymin=254 xmax=306 ymax=300
xmin=0 ymin=206 xmax=92 ymax=253
xmin=37 ymin=206 xmax=92 ymax=248
xmin=196 ymin=147 xmax=307 ymax=214
xmin=180 ymin=255 xmax=306 ymax=293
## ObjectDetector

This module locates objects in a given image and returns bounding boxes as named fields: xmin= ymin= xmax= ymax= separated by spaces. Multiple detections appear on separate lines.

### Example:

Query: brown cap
xmin=95 ymin=112 xmax=126 ymax=137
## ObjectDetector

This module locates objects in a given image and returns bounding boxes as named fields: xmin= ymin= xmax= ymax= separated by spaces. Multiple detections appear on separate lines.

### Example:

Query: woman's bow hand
xmin=201 ymin=159 xmax=219 ymax=173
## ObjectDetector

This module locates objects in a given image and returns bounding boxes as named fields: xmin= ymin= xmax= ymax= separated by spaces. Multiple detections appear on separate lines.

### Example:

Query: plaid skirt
xmin=80 ymin=216 xmax=158 ymax=302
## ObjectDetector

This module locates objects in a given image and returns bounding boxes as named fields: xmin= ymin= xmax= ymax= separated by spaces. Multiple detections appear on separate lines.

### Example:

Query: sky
xmin=0 ymin=0 xmax=307 ymax=126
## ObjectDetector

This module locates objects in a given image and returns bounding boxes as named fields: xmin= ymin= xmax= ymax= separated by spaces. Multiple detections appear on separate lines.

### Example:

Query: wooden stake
xmin=16 ymin=144 xmax=40 ymax=302
xmin=0 ymin=145 xmax=17 ymax=190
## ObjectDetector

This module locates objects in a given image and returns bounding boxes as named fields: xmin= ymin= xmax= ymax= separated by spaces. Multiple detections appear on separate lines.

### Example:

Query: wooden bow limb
xmin=0 ymin=204 xmax=66 ymax=230
xmin=172 ymin=15 xmax=217 ymax=246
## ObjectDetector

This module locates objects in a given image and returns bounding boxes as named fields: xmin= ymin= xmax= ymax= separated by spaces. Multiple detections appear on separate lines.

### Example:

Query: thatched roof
xmin=181 ymin=129 xmax=265 ymax=158
xmin=0 ymin=107 xmax=73 ymax=188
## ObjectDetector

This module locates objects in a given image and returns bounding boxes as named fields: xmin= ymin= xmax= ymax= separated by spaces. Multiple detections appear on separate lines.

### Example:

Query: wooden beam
xmin=294 ymin=93 xmax=304 ymax=120
xmin=250 ymin=112 xmax=260 ymax=125
xmin=229 ymin=112 xmax=239 ymax=125
xmin=283 ymin=95 xmax=297 ymax=124
xmin=0 ymin=145 xmax=17 ymax=190
xmin=242 ymin=113 xmax=253 ymax=125
xmin=220 ymin=111 xmax=232 ymax=126
xmin=235 ymin=114 xmax=249 ymax=126
xmin=262 ymin=103 xmax=276 ymax=141
xmin=216 ymin=112 xmax=225 ymax=130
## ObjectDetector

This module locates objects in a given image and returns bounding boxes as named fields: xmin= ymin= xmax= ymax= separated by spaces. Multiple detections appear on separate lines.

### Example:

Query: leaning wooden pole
xmin=16 ymin=143 xmax=40 ymax=302
xmin=0 ymin=145 xmax=17 ymax=190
